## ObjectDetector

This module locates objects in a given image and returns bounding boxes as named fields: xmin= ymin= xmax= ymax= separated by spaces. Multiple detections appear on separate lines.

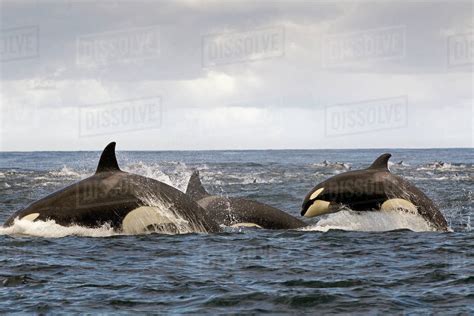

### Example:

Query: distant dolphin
xmin=186 ymin=170 xmax=306 ymax=229
xmin=4 ymin=142 xmax=220 ymax=234
xmin=301 ymin=153 xmax=449 ymax=231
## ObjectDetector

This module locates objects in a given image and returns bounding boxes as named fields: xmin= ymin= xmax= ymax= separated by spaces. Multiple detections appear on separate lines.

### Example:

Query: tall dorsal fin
xmin=95 ymin=142 xmax=121 ymax=173
xmin=186 ymin=170 xmax=211 ymax=201
xmin=367 ymin=153 xmax=391 ymax=171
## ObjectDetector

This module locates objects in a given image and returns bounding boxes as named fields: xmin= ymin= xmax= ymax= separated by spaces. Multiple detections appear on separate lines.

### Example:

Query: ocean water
xmin=0 ymin=148 xmax=472 ymax=313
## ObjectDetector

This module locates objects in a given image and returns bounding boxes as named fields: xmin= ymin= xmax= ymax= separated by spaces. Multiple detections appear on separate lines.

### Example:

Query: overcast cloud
xmin=0 ymin=0 xmax=472 ymax=150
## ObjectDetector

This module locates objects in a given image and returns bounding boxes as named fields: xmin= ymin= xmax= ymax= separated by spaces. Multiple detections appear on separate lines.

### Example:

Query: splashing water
xmin=134 ymin=193 xmax=208 ymax=235
xmin=302 ymin=209 xmax=438 ymax=233
xmin=123 ymin=161 xmax=192 ymax=192
xmin=0 ymin=219 xmax=117 ymax=238
xmin=49 ymin=165 xmax=84 ymax=178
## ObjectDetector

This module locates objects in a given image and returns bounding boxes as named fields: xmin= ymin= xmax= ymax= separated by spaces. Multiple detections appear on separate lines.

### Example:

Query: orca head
xmin=300 ymin=182 xmax=344 ymax=218
xmin=301 ymin=153 xmax=392 ymax=218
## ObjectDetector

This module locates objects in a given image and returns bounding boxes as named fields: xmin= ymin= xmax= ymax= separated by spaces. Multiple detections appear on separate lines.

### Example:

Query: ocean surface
xmin=0 ymin=148 xmax=472 ymax=314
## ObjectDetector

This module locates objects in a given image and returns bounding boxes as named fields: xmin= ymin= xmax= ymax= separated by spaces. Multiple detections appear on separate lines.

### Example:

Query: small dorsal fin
xmin=186 ymin=170 xmax=210 ymax=201
xmin=367 ymin=153 xmax=391 ymax=171
xmin=95 ymin=142 xmax=121 ymax=173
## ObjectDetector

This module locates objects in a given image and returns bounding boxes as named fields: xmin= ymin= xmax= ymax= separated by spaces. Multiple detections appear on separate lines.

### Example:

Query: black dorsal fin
xmin=95 ymin=142 xmax=121 ymax=173
xmin=186 ymin=170 xmax=210 ymax=201
xmin=367 ymin=153 xmax=391 ymax=171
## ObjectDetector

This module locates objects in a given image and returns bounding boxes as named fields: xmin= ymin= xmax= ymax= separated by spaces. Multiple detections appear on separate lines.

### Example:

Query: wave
xmin=301 ymin=209 xmax=440 ymax=233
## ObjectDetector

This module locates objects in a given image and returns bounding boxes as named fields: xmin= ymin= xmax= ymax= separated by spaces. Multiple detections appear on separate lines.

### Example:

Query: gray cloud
xmin=0 ymin=0 xmax=472 ymax=150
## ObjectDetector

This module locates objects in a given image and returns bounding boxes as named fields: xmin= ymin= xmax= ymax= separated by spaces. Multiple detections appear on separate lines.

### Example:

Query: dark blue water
xmin=0 ymin=149 xmax=472 ymax=313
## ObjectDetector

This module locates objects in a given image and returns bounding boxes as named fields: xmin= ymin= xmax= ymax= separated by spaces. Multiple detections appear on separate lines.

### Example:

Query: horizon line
xmin=0 ymin=146 xmax=471 ymax=153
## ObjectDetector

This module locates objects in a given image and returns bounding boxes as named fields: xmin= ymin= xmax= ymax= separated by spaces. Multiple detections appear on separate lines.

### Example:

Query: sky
xmin=0 ymin=0 xmax=472 ymax=151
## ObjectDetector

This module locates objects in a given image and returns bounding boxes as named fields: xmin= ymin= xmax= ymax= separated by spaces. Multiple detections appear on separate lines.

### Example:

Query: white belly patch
xmin=381 ymin=198 xmax=418 ymax=214
xmin=122 ymin=206 xmax=175 ymax=234
xmin=229 ymin=222 xmax=262 ymax=228
xmin=305 ymin=200 xmax=331 ymax=217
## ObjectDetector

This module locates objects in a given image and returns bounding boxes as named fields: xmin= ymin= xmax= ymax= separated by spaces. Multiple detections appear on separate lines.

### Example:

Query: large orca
xmin=3 ymin=142 xmax=220 ymax=234
xmin=186 ymin=170 xmax=306 ymax=229
xmin=301 ymin=153 xmax=449 ymax=231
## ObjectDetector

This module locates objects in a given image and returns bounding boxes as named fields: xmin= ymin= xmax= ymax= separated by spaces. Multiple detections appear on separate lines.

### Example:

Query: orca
xmin=3 ymin=142 xmax=220 ymax=234
xmin=186 ymin=170 xmax=306 ymax=229
xmin=301 ymin=153 xmax=449 ymax=231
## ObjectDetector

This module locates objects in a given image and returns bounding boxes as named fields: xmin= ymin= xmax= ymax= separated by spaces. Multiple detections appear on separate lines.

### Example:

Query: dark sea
xmin=0 ymin=148 xmax=472 ymax=314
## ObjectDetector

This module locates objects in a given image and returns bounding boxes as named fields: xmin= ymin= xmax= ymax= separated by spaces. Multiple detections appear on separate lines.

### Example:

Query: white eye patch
xmin=21 ymin=213 xmax=40 ymax=221
xmin=309 ymin=188 xmax=325 ymax=201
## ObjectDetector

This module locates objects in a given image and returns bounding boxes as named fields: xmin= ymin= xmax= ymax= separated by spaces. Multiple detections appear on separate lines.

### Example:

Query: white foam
xmin=0 ymin=218 xmax=117 ymax=238
xmin=300 ymin=209 xmax=438 ymax=232
xmin=49 ymin=166 xmax=83 ymax=178
xmin=417 ymin=162 xmax=470 ymax=172
xmin=202 ymin=172 xmax=281 ymax=186
xmin=312 ymin=161 xmax=352 ymax=170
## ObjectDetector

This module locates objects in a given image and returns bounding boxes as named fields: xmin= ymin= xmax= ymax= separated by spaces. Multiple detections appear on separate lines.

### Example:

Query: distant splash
xmin=40 ymin=162 xmax=194 ymax=192
xmin=301 ymin=209 xmax=440 ymax=233
xmin=123 ymin=161 xmax=192 ymax=192
xmin=201 ymin=172 xmax=282 ymax=186
xmin=417 ymin=162 xmax=469 ymax=172
xmin=49 ymin=165 xmax=84 ymax=178
xmin=27 ymin=159 xmax=473 ymax=191
xmin=312 ymin=160 xmax=352 ymax=170
xmin=388 ymin=161 xmax=410 ymax=167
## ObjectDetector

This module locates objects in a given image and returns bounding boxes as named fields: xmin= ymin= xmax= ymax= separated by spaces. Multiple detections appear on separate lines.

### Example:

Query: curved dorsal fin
xmin=186 ymin=170 xmax=210 ymax=201
xmin=96 ymin=142 xmax=121 ymax=173
xmin=367 ymin=153 xmax=391 ymax=171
